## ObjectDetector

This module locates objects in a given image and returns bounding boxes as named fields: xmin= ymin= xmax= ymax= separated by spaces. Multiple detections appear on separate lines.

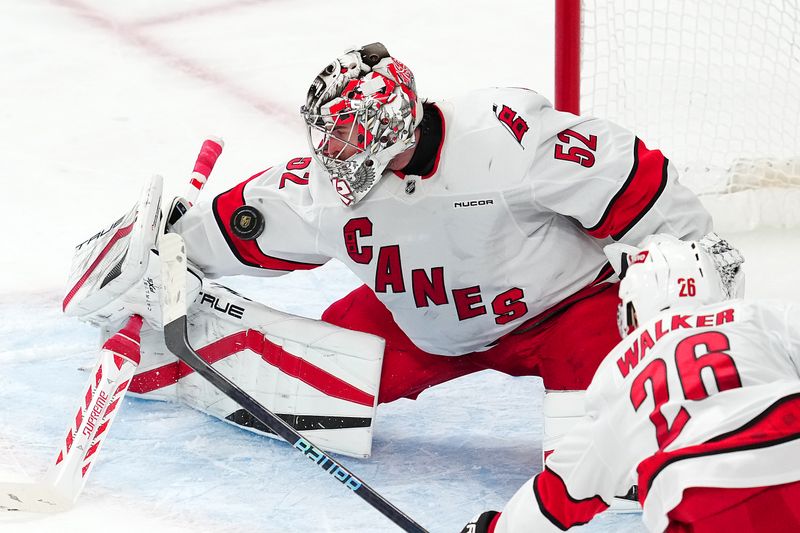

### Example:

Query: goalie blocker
xmin=62 ymin=175 xmax=203 ymax=330
xmin=65 ymin=175 xmax=385 ymax=458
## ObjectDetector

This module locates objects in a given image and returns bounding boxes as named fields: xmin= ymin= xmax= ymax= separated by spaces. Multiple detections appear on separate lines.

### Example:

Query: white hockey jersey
xmin=174 ymin=88 xmax=711 ymax=356
xmin=494 ymin=299 xmax=800 ymax=533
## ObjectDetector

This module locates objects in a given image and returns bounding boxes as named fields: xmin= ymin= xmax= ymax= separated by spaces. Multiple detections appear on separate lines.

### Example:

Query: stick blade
xmin=0 ymin=481 xmax=69 ymax=512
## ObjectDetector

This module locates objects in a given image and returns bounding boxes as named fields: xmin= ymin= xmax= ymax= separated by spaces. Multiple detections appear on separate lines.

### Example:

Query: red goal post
xmin=554 ymin=0 xmax=800 ymax=232
xmin=555 ymin=0 xmax=581 ymax=116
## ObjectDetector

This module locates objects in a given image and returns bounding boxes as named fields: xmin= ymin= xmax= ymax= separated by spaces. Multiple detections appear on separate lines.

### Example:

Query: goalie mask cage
xmin=555 ymin=0 xmax=800 ymax=232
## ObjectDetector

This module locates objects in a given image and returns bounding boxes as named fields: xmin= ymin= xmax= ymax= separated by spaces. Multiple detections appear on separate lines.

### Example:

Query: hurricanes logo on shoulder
xmin=493 ymin=104 xmax=529 ymax=145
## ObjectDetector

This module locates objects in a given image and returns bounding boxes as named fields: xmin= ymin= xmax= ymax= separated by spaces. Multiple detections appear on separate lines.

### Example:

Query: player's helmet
xmin=613 ymin=234 xmax=745 ymax=337
xmin=300 ymin=42 xmax=423 ymax=206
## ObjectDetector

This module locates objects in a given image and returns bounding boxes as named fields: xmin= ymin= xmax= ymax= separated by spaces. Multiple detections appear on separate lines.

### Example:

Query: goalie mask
xmin=610 ymin=234 xmax=745 ymax=337
xmin=301 ymin=42 xmax=423 ymax=206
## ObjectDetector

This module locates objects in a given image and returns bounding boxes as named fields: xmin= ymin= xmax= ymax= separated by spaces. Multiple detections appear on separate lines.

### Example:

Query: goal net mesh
xmin=580 ymin=0 xmax=800 ymax=229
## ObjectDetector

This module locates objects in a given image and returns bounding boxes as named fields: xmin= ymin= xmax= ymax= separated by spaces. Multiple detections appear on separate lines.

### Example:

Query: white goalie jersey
xmin=494 ymin=299 xmax=800 ymax=533
xmin=174 ymin=88 xmax=711 ymax=356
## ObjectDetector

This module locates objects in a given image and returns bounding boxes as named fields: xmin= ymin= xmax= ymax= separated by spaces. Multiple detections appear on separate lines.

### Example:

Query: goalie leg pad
xmin=126 ymin=323 xmax=181 ymax=401
xmin=543 ymin=389 xmax=586 ymax=462
xmin=131 ymin=282 xmax=385 ymax=458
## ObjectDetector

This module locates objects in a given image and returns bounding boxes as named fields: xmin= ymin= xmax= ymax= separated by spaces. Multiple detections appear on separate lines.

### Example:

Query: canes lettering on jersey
xmin=344 ymin=216 xmax=529 ymax=325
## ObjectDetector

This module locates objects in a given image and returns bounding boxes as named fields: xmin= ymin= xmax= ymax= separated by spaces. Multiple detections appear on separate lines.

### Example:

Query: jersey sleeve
xmin=494 ymin=419 xmax=613 ymax=532
xmin=528 ymin=111 xmax=713 ymax=244
xmin=493 ymin=385 xmax=635 ymax=532
xmin=173 ymin=159 xmax=331 ymax=278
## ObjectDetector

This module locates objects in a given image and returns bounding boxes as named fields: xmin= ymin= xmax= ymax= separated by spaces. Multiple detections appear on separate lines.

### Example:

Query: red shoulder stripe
xmin=637 ymin=393 xmax=800 ymax=503
xmin=586 ymin=138 xmax=669 ymax=240
xmin=212 ymin=170 xmax=323 ymax=271
xmin=504 ymin=269 xmax=617 ymax=338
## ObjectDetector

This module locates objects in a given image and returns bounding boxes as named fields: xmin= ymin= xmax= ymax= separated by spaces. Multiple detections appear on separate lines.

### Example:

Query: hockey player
xmin=460 ymin=235 xmax=800 ymax=533
xmin=166 ymin=42 xmax=713 ymax=450
xmin=64 ymin=42 xmax=716 ymax=466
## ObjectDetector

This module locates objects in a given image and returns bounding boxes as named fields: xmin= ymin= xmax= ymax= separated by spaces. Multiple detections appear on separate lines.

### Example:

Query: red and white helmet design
xmin=606 ymin=234 xmax=745 ymax=337
xmin=301 ymin=43 xmax=422 ymax=206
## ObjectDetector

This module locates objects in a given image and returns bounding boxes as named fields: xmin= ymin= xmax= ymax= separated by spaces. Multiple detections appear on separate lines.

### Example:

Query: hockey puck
xmin=230 ymin=205 xmax=265 ymax=240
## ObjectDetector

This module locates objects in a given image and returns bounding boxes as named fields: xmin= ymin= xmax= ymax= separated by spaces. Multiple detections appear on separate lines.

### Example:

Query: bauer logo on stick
xmin=230 ymin=205 xmax=265 ymax=240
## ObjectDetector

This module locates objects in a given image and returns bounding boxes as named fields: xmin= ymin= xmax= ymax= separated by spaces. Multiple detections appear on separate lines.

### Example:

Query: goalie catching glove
xmin=63 ymin=171 xmax=385 ymax=459
xmin=603 ymin=232 xmax=744 ymax=297
xmin=62 ymin=175 xmax=203 ymax=330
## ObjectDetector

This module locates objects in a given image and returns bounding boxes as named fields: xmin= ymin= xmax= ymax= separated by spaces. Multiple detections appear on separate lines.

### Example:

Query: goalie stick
xmin=185 ymin=136 xmax=223 ymax=204
xmin=0 ymin=138 xmax=223 ymax=513
xmin=166 ymin=136 xmax=224 ymax=229
xmin=159 ymin=232 xmax=428 ymax=533
xmin=0 ymin=315 xmax=143 ymax=512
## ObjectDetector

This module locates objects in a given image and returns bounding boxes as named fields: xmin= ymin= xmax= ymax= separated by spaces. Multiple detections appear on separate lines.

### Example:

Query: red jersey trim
xmin=534 ymin=467 xmax=609 ymax=530
xmin=504 ymin=264 xmax=618 ymax=339
xmin=637 ymin=393 xmax=800 ymax=503
xmin=585 ymin=138 xmax=669 ymax=240
xmin=212 ymin=169 xmax=323 ymax=272
xmin=487 ymin=512 xmax=501 ymax=533
xmin=130 ymin=329 xmax=375 ymax=407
